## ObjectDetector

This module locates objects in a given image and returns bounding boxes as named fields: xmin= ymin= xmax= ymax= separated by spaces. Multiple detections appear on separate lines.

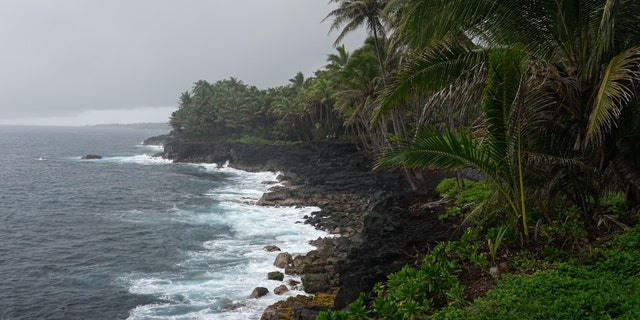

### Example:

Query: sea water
xmin=0 ymin=125 xmax=327 ymax=320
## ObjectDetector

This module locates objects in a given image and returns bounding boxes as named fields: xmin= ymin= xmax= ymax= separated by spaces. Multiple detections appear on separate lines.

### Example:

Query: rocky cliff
xmin=157 ymin=137 xmax=459 ymax=319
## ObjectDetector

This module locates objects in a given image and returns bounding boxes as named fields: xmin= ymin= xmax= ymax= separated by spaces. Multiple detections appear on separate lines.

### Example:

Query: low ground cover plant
xmin=318 ymin=217 xmax=640 ymax=319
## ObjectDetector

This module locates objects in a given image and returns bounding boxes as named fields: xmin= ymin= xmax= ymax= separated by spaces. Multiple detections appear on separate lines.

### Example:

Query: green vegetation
xmin=171 ymin=0 xmax=640 ymax=238
xmin=436 ymin=177 xmax=490 ymax=219
xmin=168 ymin=0 xmax=640 ymax=318
xmin=434 ymin=226 xmax=640 ymax=319
xmin=317 ymin=225 xmax=640 ymax=319
xmin=226 ymin=135 xmax=300 ymax=146
xmin=316 ymin=242 xmax=467 ymax=320
xmin=374 ymin=0 xmax=640 ymax=239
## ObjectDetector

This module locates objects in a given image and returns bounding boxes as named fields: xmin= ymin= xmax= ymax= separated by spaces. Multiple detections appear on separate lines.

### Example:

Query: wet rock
xmin=263 ymin=245 xmax=281 ymax=252
xmin=160 ymin=137 xmax=457 ymax=313
xmin=81 ymin=154 xmax=102 ymax=159
xmin=261 ymin=295 xmax=314 ymax=320
xmin=267 ymin=271 xmax=284 ymax=281
xmin=302 ymin=265 xmax=325 ymax=274
xmin=288 ymin=279 xmax=301 ymax=290
xmin=143 ymin=133 xmax=172 ymax=146
xmin=273 ymin=284 xmax=289 ymax=295
xmin=293 ymin=305 xmax=332 ymax=320
xmin=284 ymin=265 xmax=304 ymax=275
xmin=250 ymin=287 xmax=269 ymax=299
xmin=273 ymin=252 xmax=293 ymax=268
xmin=301 ymin=273 xmax=332 ymax=294
xmin=261 ymin=293 xmax=336 ymax=320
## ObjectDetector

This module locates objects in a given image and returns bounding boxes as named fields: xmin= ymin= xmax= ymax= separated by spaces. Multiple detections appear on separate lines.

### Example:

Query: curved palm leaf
xmin=377 ymin=126 xmax=524 ymax=231
xmin=583 ymin=47 xmax=640 ymax=147
xmin=374 ymin=41 xmax=488 ymax=122
xmin=378 ymin=46 xmax=548 ymax=237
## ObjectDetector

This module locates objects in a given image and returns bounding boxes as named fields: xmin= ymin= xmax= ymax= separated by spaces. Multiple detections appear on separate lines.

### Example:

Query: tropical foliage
xmin=375 ymin=0 xmax=640 ymax=238
xmin=170 ymin=0 xmax=640 ymax=238
xmin=166 ymin=0 xmax=640 ymax=316
xmin=318 ymin=225 xmax=640 ymax=319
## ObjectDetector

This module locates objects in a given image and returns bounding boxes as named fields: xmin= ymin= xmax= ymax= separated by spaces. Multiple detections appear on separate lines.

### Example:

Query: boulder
xmin=301 ymin=273 xmax=332 ymax=294
xmin=81 ymin=154 xmax=102 ymax=159
xmin=284 ymin=265 xmax=304 ymax=275
xmin=288 ymin=279 xmax=301 ymax=290
xmin=293 ymin=305 xmax=332 ymax=320
xmin=250 ymin=287 xmax=269 ymax=299
xmin=274 ymin=284 xmax=289 ymax=295
xmin=267 ymin=271 xmax=284 ymax=281
xmin=261 ymin=292 xmax=336 ymax=320
xmin=274 ymin=252 xmax=293 ymax=268
xmin=263 ymin=245 xmax=281 ymax=252
xmin=261 ymin=295 xmax=314 ymax=320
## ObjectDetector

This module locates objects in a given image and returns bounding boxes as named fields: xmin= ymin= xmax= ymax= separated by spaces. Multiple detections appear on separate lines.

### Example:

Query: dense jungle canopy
xmin=169 ymin=0 xmax=640 ymax=239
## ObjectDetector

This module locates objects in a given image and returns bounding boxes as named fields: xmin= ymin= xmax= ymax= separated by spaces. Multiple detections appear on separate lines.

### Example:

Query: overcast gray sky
xmin=0 ymin=1 xmax=366 ymax=126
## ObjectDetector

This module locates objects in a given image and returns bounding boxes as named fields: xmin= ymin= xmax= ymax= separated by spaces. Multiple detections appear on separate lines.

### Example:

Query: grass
xmin=436 ymin=177 xmax=491 ymax=219
xmin=225 ymin=135 xmax=301 ymax=145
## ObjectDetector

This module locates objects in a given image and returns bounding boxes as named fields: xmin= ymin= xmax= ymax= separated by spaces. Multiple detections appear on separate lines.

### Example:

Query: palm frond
xmin=482 ymin=46 xmax=528 ymax=159
xmin=415 ymin=65 xmax=487 ymax=128
xmin=376 ymin=126 xmax=491 ymax=175
xmin=374 ymin=41 xmax=487 ymax=122
xmin=583 ymin=47 xmax=640 ymax=148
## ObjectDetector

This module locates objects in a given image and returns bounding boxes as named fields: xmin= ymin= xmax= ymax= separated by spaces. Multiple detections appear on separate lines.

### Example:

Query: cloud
xmin=0 ymin=0 xmax=366 ymax=125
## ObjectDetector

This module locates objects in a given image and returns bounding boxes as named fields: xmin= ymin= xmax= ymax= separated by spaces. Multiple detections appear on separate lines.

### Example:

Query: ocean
xmin=0 ymin=125 xmax=327 ymax=320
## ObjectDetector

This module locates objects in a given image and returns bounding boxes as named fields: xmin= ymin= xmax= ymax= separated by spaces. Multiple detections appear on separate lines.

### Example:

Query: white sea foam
xmin=137 ymin=143 xmax=165 ymax=152
xmin=99 ymin=154 xmax=174 ymax=165
xmin=125 ymin=162 xmax=332 ymax=320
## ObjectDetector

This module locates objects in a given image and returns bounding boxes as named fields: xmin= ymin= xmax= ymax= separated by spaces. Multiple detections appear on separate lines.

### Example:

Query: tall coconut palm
xmin=333 ymin=38 xmax=389 ymax=151
xmin=379 ymin=0 xmax=640 ymax=225
xmin=169 ymin=91 xmax=194 ymax=132
xmin=289 ymin=72 xmax=307 ymax=89
xmin=304 ymin=78 xmax=341 ymax=139
xmin=270 ymin=95 xmax=312 ymax=142
xmin=326 ymin=45 xmax=350 ymax=72
xmin=324 ymin=0 xmax=391 ymax=83
xmin=325 ymin=45 xmax=351 ymax=85
xmin=378 ymin=46 xmax=558 ymax=237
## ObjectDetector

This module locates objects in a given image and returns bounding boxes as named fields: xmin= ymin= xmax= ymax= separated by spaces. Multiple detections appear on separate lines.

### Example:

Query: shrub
xmin=227 ymin=135 xmax=299 ymax=145
xmin=436 ymin=178 xmax=490 ymax=219
xmin=431 ymin=226 xmax=640 ymax=319
xmin=318 ymin=243 xmax=465 ymax=319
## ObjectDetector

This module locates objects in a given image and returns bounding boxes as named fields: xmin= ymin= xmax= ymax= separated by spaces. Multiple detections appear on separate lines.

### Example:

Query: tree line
xmin=170 ymin=0 xmax=640 ymax=240
xmin=169 ymin=40 xmax=382 ymax=145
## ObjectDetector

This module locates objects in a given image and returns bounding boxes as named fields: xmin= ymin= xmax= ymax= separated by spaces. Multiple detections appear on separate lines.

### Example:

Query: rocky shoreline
xmin=149 ymin=136 xmax=460 ymax=319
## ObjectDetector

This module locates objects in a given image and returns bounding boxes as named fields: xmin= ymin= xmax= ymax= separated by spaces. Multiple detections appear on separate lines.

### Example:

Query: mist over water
xmin=0 ymin=125 xmax=326 ymax=320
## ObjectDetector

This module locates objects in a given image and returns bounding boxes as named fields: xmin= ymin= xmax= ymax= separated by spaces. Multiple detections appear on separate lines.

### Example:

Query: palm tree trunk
xmin=371 ymin=25 xmax=388 ymax=86
xmin=612 ymin=152 xmax=640 ymax=206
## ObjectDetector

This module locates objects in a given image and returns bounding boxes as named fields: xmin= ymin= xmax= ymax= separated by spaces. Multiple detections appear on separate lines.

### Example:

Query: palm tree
xmin=378 ymin=0 xmax=640 ymax=229
xmin=289 ymin=72 xmax=307 ymax=89
xmin=169 ymin=91 xmax=193 ymax=132
xmin=304 ymin=77 xmax=342 ymax=139
xmin=378 ymin=46 xmax=556 ymax=237
xmin=326 ymin=45 xmax=351 ymax=76
xmin=333 ymin=38 xmax=388 ymax=151
xmin=395 ymin=0 xmax=640 ymax=163
xmin=324 ymin=0 xmax=391 ymax=83
xmin=270 ymin=95 xmax=311 ymax=142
